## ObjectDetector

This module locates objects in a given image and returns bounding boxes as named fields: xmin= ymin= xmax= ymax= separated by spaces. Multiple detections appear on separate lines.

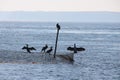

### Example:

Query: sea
xmin=0 ymin=22 xmax=120 ymax=80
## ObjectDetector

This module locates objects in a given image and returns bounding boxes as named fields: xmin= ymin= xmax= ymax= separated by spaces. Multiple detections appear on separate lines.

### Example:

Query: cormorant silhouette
xmin=46 ymin=46 xmax=53 ymax=55
xmin=67 ymin=47 xmax=85 ymax=52
xmin=22 ymin=44 xmax=36 ymax=53
xmin=41 ymin=44 xmax=48 ymax=53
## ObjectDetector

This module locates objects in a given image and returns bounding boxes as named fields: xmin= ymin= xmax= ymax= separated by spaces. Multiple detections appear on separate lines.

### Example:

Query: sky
xmin=0 ymin=0 xmax=120 ymax=12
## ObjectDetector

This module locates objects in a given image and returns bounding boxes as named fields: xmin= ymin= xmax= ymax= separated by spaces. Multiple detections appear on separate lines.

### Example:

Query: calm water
xmin=0 ymin=22 xmax=120 ymax=53
xmin=0 ymin=22 xmax=120 ymax=80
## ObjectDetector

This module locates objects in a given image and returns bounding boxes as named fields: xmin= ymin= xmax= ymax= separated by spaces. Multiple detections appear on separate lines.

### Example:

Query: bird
xmin=67 ymin=46 xmax=85 ymax=52
xmin=41 ymin=44 xmax=48 ymax=53
xmin=56 ymin=23 xmax=61 ymax=30
xmin=46 ymin=46 xmax=53 ymax=55
xmin=22 ymin=44 xmax=36 ymax=53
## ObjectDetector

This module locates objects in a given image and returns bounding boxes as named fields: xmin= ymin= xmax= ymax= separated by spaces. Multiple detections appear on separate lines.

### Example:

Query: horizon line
xmin=0 ymin=11 xmax=120 ymax=13
xmin=0 ymin=21 xmax=120 ymax=23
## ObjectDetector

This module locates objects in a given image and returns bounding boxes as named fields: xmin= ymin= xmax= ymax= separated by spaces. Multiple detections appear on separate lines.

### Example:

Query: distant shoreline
xmin=0 ymin=21 xmax=120 ymax=24
xmin=0 ymin=12 xmax=120 ymax=23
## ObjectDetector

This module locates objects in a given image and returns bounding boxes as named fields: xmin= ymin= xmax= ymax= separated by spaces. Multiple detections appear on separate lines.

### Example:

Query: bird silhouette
xmin=41 ymin=44 xmax=48 ymax=53
xmin=22 ymin=44 xmax=36 ymax=53
xmin=46 ymin=46 xmax=53 ymax=55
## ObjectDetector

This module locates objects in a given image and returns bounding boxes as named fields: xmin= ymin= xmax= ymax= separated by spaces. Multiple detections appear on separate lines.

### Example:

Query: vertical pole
xmin=54 ymin=23 xmax=60 ymax=58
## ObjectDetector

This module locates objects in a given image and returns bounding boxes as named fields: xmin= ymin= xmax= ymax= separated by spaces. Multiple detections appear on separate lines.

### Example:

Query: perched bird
xmin=22 ymin=44 xmax=36 ymax=53
xmin=46 ymin=46 xmax=53 ymax=55
xmin=56 ymin=23 xmax=61 ymax=30
xmin=41 ymin=44 xmax=48 ymax=53
xmin=67 ymin=46 xmax=85 ymax=52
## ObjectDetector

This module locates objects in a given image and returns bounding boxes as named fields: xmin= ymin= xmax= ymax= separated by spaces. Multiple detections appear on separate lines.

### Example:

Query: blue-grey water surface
xmin=0 ymin=22 xmax=120 ymax=80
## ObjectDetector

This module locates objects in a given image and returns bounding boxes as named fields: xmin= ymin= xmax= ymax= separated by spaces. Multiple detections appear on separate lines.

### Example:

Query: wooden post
xmin=54 ymin=23 xmax=61 ymax=58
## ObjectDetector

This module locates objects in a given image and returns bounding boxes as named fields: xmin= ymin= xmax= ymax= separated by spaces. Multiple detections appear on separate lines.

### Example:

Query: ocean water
xmin=0 ymin=22 xmax=120 ymax=80
xmin=0 ymin=22 xmax=120 ymax=52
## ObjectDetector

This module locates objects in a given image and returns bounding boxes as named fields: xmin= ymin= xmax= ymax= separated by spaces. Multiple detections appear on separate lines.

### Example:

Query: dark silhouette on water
xmin=41 ymin=44 xmax=48 ymax=53
xmin=46 ymin=46 xmax=53 ymax=55
xmin=73 ymin=44 xmax=77 ymax=53
xmin=22 ymin=44 xmax=36 ymax=53
xmin=54 ymin=23 xmax=61 ymax=58
xmin=67 ymin=44 xmax=85 ymax=53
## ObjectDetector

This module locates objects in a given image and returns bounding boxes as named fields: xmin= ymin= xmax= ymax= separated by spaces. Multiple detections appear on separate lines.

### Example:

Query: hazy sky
xmin=0 ymin=0 xmax=120 ymax=12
